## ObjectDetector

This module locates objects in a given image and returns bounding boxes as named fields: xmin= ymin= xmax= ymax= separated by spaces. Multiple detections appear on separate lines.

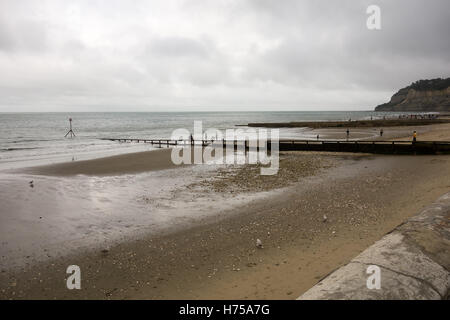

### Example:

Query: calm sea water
xmin=0 ymin=111 xmax=413 ymax=168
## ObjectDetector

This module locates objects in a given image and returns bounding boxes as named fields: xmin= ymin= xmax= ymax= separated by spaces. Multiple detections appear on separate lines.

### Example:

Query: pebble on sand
xmin=256 ymin=239 xmax=263 ymax=248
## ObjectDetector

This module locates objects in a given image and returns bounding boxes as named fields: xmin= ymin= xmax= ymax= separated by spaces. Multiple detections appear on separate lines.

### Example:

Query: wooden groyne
xmin=103 ymin=138 xmax=210 ymax=146
xmin=277 ymin=140 xmax=450 ymax=155
xmin=103 ymin=138 xmax=450 ymax=155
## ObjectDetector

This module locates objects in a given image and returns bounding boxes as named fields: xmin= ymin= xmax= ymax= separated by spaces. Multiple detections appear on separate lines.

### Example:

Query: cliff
xmin=375 ymin=78 xmax=450 ymax=112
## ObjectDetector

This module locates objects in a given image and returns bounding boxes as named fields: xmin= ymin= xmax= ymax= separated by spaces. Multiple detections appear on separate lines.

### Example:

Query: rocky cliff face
xmin=375 ymin=78 xmax=450 ymax=112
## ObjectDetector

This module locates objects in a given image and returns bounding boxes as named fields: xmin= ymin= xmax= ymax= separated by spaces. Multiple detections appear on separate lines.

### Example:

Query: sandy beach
xmin=297 ymin=122 xmax=450 ymax=142
xmin=1 ymin=122 xmax=450 ymax=299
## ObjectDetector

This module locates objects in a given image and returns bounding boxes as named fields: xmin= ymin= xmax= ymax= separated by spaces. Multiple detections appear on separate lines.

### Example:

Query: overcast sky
xmin=0 ymin=0 xmax=449 ymax=112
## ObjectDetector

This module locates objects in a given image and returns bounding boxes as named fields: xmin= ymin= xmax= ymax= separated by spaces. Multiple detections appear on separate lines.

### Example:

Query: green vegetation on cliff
xmin=409 ymin=78 xmax=450 ymax=91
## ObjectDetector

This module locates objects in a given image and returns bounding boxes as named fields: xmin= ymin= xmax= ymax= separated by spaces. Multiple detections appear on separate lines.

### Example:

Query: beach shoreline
xmin=10 ymin=121 xmax=450 ymax=177
xmin=1 ymin=122 xmax=450 ymax=299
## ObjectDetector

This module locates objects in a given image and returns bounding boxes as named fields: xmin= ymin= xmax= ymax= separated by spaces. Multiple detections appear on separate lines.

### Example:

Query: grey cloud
xmin=240 ymin=0 xmax=450 ymax=92
xmin=0 ymin=0 xmax=448 ymax=111
xmin=0 ymin=19 xmax=48 ymax=53
xmin=138 ymin=35 xmax=231 ymax=87
xmin=146 ymin=36 xmax=211 ymax=59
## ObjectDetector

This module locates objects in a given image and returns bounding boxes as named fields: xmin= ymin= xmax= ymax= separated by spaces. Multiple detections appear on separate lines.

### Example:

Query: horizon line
xmin=0 ymin=109 xmax=382 ymax=113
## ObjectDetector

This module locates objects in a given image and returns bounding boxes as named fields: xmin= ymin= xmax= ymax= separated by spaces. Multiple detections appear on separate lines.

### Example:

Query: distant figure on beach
xmin=380 ymin=128 xmax=383 ymax=137
xmin=346 ymin=129 xmax=350 ymax=141
xmin=413 ymin=130 xmax=417 ymax=143
xmin=190 ymin=134 xmax=194 ymax=145
xmin=316 ymin=134 xmax=319 ymax=140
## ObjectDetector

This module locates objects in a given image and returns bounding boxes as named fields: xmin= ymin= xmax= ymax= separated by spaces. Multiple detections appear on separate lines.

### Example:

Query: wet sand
xmin=1 ymin=123 xmax=450 ymax=299
xmin=21 ymin=148 xmax=179 ymax=176
xmin=391 ymin=122 xmax=450 ymax=141
xmin=1 ymin=152 xmax=450 ymax=299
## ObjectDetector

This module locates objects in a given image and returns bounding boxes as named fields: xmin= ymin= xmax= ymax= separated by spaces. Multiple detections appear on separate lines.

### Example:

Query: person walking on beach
xmin=412 ymin=130 xmax=417 ymax=143
xmin=346 ymin=128 xmax=350 ymax=141
xmin=380 ymin=128 xmax=383 ymax=137
xmin=317 ymin=134 xmax=320 ymax=140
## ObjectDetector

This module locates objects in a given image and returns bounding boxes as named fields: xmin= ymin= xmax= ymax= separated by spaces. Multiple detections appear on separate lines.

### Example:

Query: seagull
xmin=323 ymin=214 xmax=328 ymax=222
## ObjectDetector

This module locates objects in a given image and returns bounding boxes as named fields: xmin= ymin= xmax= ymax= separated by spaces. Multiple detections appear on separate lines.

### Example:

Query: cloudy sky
xmin=0 ymin=0 xmax=449 ymax=112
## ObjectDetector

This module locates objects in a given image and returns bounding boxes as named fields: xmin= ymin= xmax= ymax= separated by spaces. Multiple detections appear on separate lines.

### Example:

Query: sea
xmin=0 ymin=111 xmax=415 ymax=169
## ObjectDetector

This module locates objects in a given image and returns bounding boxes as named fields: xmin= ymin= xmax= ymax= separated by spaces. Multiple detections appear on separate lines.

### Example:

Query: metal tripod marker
xmin=64 ymin=117 xmax=76 ymax=138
